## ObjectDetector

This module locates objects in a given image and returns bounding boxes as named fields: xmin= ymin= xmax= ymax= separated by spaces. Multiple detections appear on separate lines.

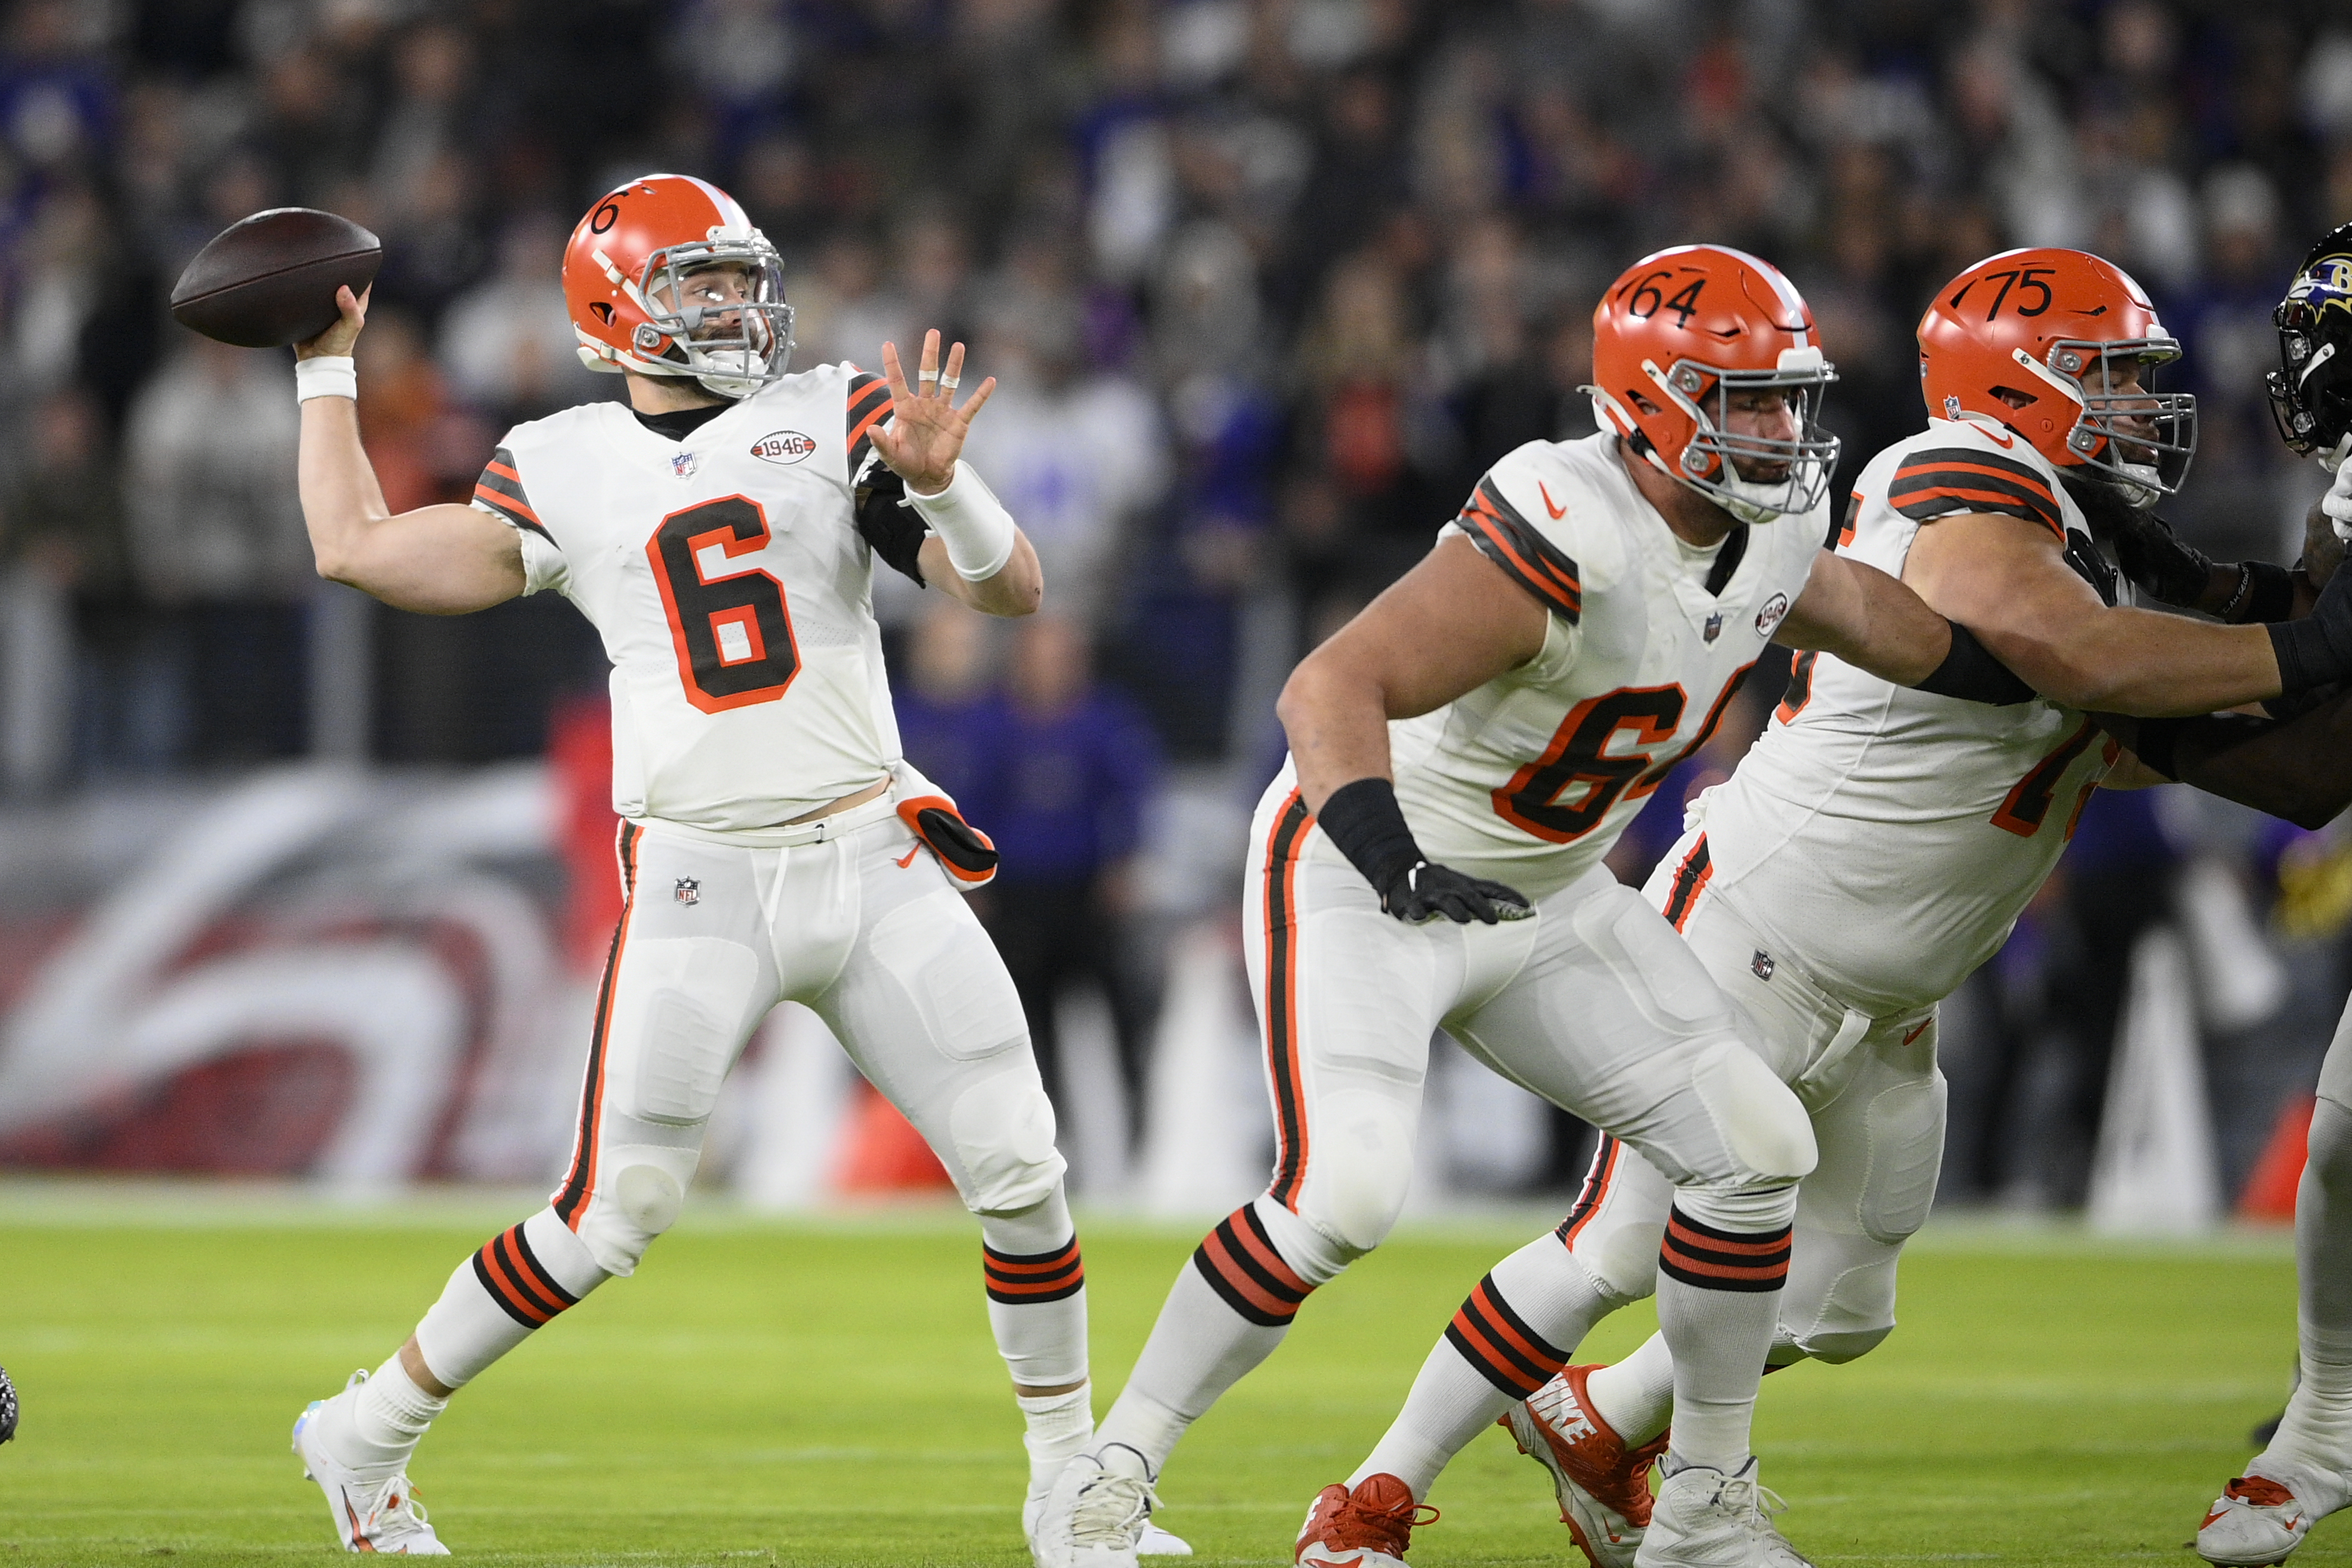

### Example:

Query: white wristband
xmin=905 ymin=460 xmax=1016 ymax=581
xmin=295 ymin=354 xmax=357 ymax=403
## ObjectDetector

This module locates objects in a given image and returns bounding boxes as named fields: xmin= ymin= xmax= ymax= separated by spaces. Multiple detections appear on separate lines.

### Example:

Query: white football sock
xmin=1094 ymin=1199 xmax=1345 ymax=1474
xmin=1585 ymin=1331 xmax=1677 ymax=1445
xmin=1352 ymin=1232 xmax=1624 ymax=1496
xmin=2264 ymin=1098 xmax=2352 ymax=1499
xmin=1017 ymin=1384 xmax=1094 ymax=1513
xmin=980 ymin=1191 xmax=1089 ymax=1390
xmin=413 ymin=1207 xmax=606 ymax=1389
xmin=315 ymin=1355 xmax=446 ymax=1483
xmin=1655 ymin=1194 xmax=1795 ymax=1474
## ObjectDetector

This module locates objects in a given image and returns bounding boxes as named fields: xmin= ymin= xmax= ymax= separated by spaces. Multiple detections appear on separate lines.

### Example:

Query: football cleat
xmin=1139 ymin=1522 xmax=1194 ymax=1556
xmin=1032 ymin=1442 xmax=1159 ymax=1568
xmin=1029 ymin=1465 xmax=1192 ymax=1560
xmin=1294 ymin=1473 xmax=1437 ymax=1567
xmin=1501 ymin=1364 xmax=1670 ymax=1568
xmin=2198 ymin=1473 xmax=2318 ymax=1566
xmin=293 ymin=1371 xmax=448 ymax=1555
xmin=1636 ymin=1459 xmax=1810 ymax=1568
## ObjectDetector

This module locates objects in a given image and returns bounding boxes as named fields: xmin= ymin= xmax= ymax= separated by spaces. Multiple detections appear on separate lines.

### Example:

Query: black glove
xmin=1380 ymin=858 xmax=1532 ymax=926
xmin=2109 ymin=509 xmax=2216 ymax=609
xmin=1315 ymin=776 xmax=1532 ymax=926
xmin=2273 ymin=559 xmax=2352 ymax=692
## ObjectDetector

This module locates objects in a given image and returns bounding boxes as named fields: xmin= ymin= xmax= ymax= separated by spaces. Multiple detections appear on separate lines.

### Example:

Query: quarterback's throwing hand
xmin=873 ymin=329 xmax=996 ymax=495
xmin=1383 ymin=860 xmax=1534 ymax=926
xmin=295 ymin=283 xmax=369 ymax=360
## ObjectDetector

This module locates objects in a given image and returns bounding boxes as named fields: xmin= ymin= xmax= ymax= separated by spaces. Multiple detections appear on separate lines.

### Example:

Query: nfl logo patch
xmin=1751 ymin=949 xmax=1776 ymax=981
xmin=672 ymin=450 xmax=698 ymax=479
xmin=674 ymin=877 xmax=701 ymax=907
xmin=1704 ymin=612 xmax=1724 ymax=644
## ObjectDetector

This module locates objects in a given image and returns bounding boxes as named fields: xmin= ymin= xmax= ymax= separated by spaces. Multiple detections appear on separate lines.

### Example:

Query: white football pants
xmin=1550 ymin=823 xmax=1947 ymax=1362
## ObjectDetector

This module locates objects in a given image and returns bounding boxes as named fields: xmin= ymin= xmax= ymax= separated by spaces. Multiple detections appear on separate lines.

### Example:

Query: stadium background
xmin=1 ymin=0 xmax=2349 ymax=1230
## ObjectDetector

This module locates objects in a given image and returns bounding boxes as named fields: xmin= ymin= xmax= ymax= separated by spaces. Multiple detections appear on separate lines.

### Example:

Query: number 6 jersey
xmin=471 ymin=363 xmax=916 ymax=835
xmin=1687 ymin=415 xmax=2123 ymax=1016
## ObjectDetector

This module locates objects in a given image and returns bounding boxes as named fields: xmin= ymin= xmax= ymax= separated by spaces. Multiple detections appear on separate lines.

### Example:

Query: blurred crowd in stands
xmin=4 ymin=0 xmax=2352 ymax=1207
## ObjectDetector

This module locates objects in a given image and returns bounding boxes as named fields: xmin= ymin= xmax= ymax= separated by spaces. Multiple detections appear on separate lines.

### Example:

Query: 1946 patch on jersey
xmin=750 ymin=430 xmax=816 ymax=465
xmin=1753 ymin=592 xmax=1791 ymax=636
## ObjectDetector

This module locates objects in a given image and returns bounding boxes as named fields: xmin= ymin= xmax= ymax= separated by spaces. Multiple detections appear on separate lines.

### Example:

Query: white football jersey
xmin=1689 ymin=416 xmax=2123 ymax=1014
xmin=472 ymin=362 xmax=912 ymax=835
xmin=1287 ymin=430 xmax=1824 ymax=903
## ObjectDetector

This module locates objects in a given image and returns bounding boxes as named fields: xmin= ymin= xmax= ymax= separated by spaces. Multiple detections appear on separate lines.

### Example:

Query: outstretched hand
xmin=871 ymin=329 xmax=996 ymax=495
xmin=296 ymin=284 xmax=369 ymax=360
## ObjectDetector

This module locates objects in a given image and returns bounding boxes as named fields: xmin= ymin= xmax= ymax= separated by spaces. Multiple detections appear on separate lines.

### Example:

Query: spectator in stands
xmin=973 ymin=613 xmax=1163 ymax=1148
xmin=121 ymin=336 xmax=307 ymax=763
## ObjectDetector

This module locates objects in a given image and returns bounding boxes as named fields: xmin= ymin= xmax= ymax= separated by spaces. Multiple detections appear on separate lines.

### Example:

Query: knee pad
xmin=1296 ymin=1087 xmax=1417 ymax=1258
xmin=947 ymin=1066 xmax=1066 ymax=1216
xmin=1796 ymin=1325 xmax=1892 ymax=1364
xmin=575 ymin=1143 xmax=696 ymax=1277
xmin=1692 ymin=1039 xmax=1817 ymax=1183
xmin=1858 ymin=1075 xmax=1946 ymax=1245
xmin=1253 ymin=1193 xmax=1356 ymax=1286
xmin=2311 ymin=1100 xmax=2352 ymax=1192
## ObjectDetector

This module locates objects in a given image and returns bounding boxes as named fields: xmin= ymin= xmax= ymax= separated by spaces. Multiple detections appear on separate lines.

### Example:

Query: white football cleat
xmin=293 ymin=1371 xmax=448 ymax=1555
xmin=2199 ymin=1472 xmax=2321 ymax=1565
xmin=1635 ymin=1459 xmax=1809 ymax=1568
xmin=1139 ymin=1521 xmax=1193 ymax=1555
xmin=1032 ymin=1442 xmax=1159 ymax=1568
xmin=1028 ymin=1464 xmax=1188 ymax=1558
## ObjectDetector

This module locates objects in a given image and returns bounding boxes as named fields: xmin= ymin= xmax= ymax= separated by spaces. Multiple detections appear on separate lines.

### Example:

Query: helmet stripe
xmin=677 ymin=174 xmax=750 ymax=234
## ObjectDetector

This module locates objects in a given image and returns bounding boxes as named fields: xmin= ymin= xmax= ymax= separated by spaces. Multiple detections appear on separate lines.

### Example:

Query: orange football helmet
xmin=1588 ymin=244 xmax=1840 ymax=524
xmin=1917 ymin=248 xmax=2195 ymax=498
xmin=562 ymin=173 xmax=794 ymax=399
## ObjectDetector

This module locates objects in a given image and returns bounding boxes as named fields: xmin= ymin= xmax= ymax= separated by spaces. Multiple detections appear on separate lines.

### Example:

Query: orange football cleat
xmin=1499 ymin=1364 xmax=1671 ymax=1568
xmin=1294 ymin=1473 xmax=1437 ymax=1567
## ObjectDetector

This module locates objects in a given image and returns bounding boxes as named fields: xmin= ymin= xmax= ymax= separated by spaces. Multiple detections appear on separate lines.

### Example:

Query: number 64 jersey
xmin=470 ymin=364 xmax=908 ymax=835
xmin=1286 ymin=430 xmax=1825 ymax=904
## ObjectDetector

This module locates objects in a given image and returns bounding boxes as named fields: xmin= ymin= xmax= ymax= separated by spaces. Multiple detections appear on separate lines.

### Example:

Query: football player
xmin=2189 ymin=223 xmax=2352 ymax=1568
xmin=280 ymin=173 xmax=1127 ymax=1557
xmin=1348 ymin=246 xmax=2352 ymax=1568
xmin=1030 ymin=244 xmax=2186 ymax=1568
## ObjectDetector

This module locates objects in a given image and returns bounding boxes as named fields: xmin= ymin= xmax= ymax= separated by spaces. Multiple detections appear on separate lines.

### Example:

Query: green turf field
xmin=0 ymin=1183 xmax=2331 ymax=1565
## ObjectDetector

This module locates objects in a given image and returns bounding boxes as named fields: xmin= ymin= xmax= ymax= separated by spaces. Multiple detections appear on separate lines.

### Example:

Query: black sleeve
xmin=1913 ymin=621 xmax=2037 ymax=704
xmin=853 ymin=453 xmax=927 ymax=587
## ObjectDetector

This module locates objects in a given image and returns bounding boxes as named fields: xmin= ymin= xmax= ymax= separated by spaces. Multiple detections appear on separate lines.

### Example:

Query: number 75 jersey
xmin=1689 ymin=416 xmax=2122 ymax=1014
xmin=1331 ymin=430 xmax=1825 ymax=904
xmin=472 ymin=363 xmax=905 ymax=834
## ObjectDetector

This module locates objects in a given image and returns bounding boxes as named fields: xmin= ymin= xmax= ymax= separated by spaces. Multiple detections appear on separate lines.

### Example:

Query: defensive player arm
xmin=1904 ymin=510 xmax=2285 ymax=715
xmin=295 ymin=287 xmax=526 ymax=615
xmin=1277 ymin=533 xmax=1550 ymax=813
xmin=2092 ymin=695 xmax=2352 ymax=830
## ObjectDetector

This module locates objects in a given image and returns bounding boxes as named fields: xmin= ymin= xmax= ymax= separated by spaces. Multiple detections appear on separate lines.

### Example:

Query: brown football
xmin=169 ymin=208 xmax=382 ymax=349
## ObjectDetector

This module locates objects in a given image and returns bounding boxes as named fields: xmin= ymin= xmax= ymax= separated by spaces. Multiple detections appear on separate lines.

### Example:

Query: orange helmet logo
xmin=1588 ymin=244 xmax=1840 ymax=524
xmin=1917 ymin=248 xmax=2195 ymax=499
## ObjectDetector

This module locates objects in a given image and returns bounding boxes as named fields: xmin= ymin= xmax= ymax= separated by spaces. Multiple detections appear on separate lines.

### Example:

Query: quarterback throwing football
xmin=282 ymin=174 xmax=1108 ymax=1556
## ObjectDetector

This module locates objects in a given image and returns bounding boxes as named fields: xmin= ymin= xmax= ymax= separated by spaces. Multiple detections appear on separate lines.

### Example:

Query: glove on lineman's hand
xmin=2111 ymin=510 xmax=2217 ymax=608
xmin=1381 ymin=860 xmax=1533 ymax=926
xmin=2273 ymin=552 xmax=2352 ymax=691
